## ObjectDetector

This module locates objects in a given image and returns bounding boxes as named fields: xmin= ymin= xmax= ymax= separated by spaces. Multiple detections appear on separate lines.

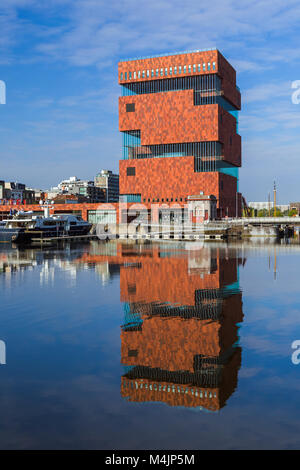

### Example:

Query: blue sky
xmin=0 ymin=0 xmax=300 ymax=203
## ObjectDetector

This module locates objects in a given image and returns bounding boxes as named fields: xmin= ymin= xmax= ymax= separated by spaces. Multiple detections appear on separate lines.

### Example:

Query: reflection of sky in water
xmin=0 ymin=241 xmax=300 ymax=449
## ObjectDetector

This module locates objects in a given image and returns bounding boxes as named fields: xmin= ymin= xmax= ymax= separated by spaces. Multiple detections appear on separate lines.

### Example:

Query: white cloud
xmin=243 ymin=82 xmax=292 ymax=104
xmin=1 ymin=0 xmax=300 ymax=194
xmin=2 ymin=0 xmax=300 ymax=68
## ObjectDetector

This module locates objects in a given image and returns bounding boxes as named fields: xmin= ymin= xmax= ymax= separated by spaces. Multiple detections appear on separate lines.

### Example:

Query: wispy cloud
xmin=1 ymin=0 xmax=300 ymax=195
xmin=243 ymin=81 xmax=293 ymax=104
xmin=2 ymin=0 xmax=300 ymax=68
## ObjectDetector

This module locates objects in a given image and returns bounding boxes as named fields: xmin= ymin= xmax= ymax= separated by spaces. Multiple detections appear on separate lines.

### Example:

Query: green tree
xmin=288 ymin=208 xmax=298 ymax=217
xmin=271 ymin=207 xmax=283 ymax=217
xmin=258 ymin=209 xmax=268 ymax=217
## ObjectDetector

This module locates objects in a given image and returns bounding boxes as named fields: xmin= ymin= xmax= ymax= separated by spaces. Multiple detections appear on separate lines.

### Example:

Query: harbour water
xmin=1 ymin=239 xmax=300 ymax=449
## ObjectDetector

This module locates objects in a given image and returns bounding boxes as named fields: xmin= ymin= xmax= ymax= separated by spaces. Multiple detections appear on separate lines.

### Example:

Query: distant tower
xmin=273 ymin=181 xmax=277 ymax=217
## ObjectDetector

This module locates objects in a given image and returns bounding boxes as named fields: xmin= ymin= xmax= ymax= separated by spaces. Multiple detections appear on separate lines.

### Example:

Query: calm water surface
xmin=1 ymin=239 xmax=300 ymax=450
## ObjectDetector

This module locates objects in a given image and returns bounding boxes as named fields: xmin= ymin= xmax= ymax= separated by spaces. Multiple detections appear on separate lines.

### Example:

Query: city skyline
xmin=1 ymin=1 xmax=300 ymax=203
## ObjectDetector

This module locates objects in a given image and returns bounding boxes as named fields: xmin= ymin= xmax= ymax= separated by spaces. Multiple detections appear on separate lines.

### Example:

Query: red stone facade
xmin=118 ymin=49 xmax=242 ymax=218
xmin=120 ymin=93 xmax=219 ymax=144
xmin=119 ymin=94 xmax=240 ymax=167
xmin=118 ymin=49 xmax=241 ymax=109
xmin=120 ymin=157 xmax=241 ymax=217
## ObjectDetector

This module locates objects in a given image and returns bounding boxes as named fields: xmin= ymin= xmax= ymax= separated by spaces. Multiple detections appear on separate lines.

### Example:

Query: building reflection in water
xmin=119 ymin=243 xmax=244 ymax=412
xmin=0 ymin=241 xmax=244 ymax=411
xmin=51 ymin=240 xmax=244 ymax=412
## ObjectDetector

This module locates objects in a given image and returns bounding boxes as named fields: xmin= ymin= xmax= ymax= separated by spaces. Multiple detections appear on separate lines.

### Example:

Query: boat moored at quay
xmin=0 ymin=220 xmax=29 ymax=243
xmin=0 ymin=211 xmax=92 ymax=244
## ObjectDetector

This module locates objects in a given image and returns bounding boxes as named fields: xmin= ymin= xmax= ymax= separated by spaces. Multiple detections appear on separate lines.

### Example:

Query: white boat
xmin=0 ymin=212 xmax=92 ymax=244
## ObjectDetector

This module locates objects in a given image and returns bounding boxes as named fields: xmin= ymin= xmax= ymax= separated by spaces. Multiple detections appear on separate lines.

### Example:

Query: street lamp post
xmin=273 ymin=181 xmax=276 ymax=217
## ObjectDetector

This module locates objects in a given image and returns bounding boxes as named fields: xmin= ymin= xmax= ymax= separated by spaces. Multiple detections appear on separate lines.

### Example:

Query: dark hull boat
xmin=0 ymin=225 xmax=27 ymax=243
